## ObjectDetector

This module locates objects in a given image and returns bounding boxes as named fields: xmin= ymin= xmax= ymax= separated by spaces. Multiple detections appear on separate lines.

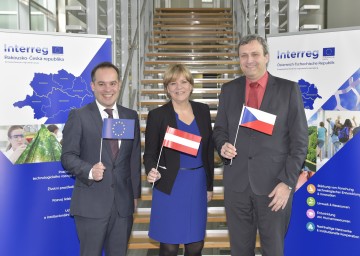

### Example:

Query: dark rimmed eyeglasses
xmin=10 ymin=134 xmax=25 ymax=139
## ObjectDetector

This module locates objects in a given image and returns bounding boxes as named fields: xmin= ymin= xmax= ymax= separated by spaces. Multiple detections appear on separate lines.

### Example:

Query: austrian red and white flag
xmin=239 ymin=106 xmax=277 ymax=135
xmin=162 ymin=126 xmax=202 ymax=156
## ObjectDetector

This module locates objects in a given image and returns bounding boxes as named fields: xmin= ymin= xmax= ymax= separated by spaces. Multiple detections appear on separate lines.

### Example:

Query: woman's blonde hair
xmin=163 ymin=64 xmax=194 ymax=98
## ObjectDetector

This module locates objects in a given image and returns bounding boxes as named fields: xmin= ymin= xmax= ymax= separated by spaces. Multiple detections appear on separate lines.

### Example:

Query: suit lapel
xmin=163 ymin=101 xmax=180 ymax=166
xmin=90 ymin=101 xmax=114 ymax=163
xmin=259 ymin=74 xmax=276 ymax=112
xmin=89 ymin=101 xmax=104 ymax=138
xmin=191 ymin=101 xmax=205 ymax=137
xmin=164 ymin=101 xmax=178 ymax=128
xmin=238 ymin=77 xmax=246 ymax=107
xmin=237 ymin=77 xmax=252 ymax=136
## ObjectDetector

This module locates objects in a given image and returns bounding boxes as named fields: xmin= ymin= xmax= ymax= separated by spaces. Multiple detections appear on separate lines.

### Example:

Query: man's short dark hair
xmin=91 ymin=62 xmax=120 ymax=82
xmin=238 ymin=34 xmax=269 ymax=56
xmin=47 ymin=124 xmax=59 ymax=133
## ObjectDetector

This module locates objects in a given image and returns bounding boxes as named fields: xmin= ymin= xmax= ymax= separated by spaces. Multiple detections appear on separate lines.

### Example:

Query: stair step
xmin=141 ymin=186 xmax=224 ymax=201
xmin=146 ymin=52 xmax=237 ymax=58
xmin=129 ymin=230 xmax=229 ymax=249
xmin=155 ymin=17 xmax=232 ymax=22
xmin=155 ymin=8 xmax=232 ymax=13
xmin=148 ymin=44 xmax=237 ymax=50
xmin=150 ymin=38 xmax=236 ymax=43
xmin=129 ymin=230 xmax=261 ymax=249
xmin=144 ymin=68 xmax=240 ymax=75
xmin=153 ymin=24 xmax=233 ymax=30
xmin=154 ymin=13 xmax=232 ymax=18
xmin=134 ymin=207 xmax=226 ymax=224
xmin=152 ymin=30 xmax=234 ymax=36
xmin=145 ymin=60 xmax=238 ymax=65
xmin=141 ymin=78 xmax=231 ymax=84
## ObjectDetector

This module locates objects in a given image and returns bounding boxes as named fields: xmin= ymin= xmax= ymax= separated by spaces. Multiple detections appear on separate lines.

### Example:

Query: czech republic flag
xmin=239 ymin=106 xmax=276 ymax=135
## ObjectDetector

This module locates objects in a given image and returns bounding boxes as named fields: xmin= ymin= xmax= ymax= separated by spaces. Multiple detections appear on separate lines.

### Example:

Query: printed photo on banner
xmin=0 ymin=124 xmax=63 ymax=164
xmin=307 ymin=110 xmax=360 ymax=171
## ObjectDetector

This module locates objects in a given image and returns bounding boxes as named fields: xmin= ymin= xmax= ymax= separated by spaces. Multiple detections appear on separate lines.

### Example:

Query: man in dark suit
xmin=61 ymin=62 xmax=141 ymax=256
xmin=213 ymin=34 xmax=308 ymax=256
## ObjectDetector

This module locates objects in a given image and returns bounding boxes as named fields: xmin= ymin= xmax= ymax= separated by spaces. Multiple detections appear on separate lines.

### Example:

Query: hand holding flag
xmin=147 ymin=168 xmax=161 ymax=189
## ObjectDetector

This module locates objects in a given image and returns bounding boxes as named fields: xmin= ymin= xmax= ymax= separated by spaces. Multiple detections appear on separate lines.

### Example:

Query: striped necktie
xmin=104 ymin=108 xmax=119 ymax=160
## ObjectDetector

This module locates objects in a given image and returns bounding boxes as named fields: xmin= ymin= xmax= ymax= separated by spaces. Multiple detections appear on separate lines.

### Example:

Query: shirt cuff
xmin=88 ymin=168 xmax=94 ymax=180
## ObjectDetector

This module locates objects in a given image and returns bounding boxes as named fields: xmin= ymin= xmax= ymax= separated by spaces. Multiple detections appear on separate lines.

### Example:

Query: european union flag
xmin=52 ymin=46 xmax=64 ymax=54
xmin=323 ymin=47 xmax=335 ymax=56
xmin=102 ymin=118 xmax=135 ymax=139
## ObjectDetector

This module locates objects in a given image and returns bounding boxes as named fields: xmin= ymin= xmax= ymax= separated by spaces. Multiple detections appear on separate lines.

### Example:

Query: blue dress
xmin=148 ymin=114 xmax=207 ymax=244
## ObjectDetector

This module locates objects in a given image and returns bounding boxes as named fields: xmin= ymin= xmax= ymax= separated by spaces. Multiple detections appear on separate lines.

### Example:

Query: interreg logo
xmin=3 ymin=44 xmax=65 ymax=55
xmin=277 ymin=47 xmax=336 ymax=60
xmin=277 ymin=49 xmax=319 ymax=59
xmin=4 ymin=44 xmax=49 ymax=55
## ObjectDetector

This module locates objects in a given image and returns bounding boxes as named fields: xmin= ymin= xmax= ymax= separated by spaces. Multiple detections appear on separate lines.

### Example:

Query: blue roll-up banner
xmin=268 ymin=27 xmax=360 ymax=255
xmin=0 ymin=30 xmax=111 ymax=255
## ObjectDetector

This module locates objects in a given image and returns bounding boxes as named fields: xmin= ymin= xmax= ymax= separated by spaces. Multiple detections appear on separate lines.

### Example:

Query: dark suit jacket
xmin=61 ymin=101 xmax=141 ymax=218
xmin=143 ymin=101 xmax=214 ymax=195
xmin=213 ymin=73 xmax=308 ymax=195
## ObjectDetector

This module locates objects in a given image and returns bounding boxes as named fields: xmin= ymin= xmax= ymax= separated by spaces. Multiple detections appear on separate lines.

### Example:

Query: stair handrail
xmin=119 ymin=0 xmax=152 ymax=109
xmin=233 ymin=0 xmax=251 ymax=39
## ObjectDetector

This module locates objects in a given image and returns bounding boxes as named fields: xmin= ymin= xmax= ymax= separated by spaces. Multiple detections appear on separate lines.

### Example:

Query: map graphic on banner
xmin=0 ymin=30 xmax=112 ymax=255
xmin=0 ymin=30 xmax=111 ymax=125
xmin=13 ymin=69 xmax=94 ymax=123
xmin=267 ymin=28 xmax=360 ymax=256
xmin=298 ymin=79 xmax=322 ymax=110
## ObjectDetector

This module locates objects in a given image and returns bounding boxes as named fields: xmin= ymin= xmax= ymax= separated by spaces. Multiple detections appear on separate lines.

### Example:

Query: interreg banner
xmin=267 ymin=27 xmax=360 ymax=256
xmin=0 ymin=30 xmax=111 ymax=255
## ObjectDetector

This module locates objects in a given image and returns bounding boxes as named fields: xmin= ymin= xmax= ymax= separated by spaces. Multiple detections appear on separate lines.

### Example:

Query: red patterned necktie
xmin=247 ymin=82 xmax=259 ymax=109
xmin=104 ymin=108 xmax=119 ymax=160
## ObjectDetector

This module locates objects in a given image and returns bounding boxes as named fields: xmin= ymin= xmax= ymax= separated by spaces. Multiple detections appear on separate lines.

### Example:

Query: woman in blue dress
xmin=143 ymin=64 xmax=214 ymax=256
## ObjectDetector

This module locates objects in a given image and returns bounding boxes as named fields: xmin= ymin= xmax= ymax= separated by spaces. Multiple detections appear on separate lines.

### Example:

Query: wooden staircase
xmin=130 ymin=8 xmax=250 ymax=254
